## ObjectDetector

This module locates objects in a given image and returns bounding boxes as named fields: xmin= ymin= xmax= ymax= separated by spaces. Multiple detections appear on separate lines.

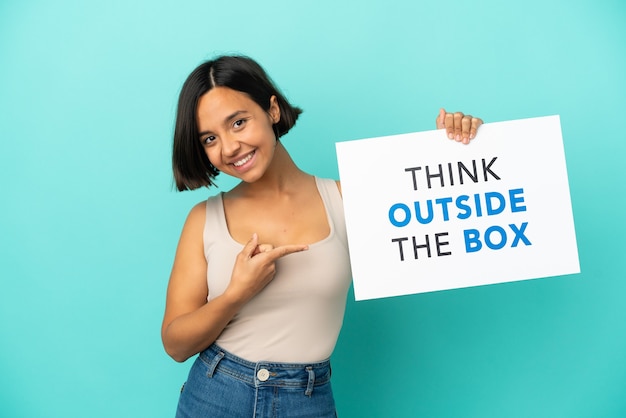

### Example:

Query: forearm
xmin=162 ymin=291 xmax=244 ymax=362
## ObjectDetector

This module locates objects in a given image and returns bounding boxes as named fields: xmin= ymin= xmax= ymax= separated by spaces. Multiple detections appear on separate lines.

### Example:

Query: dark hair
xmin=172 ymin=55 xmax=303 ymax=191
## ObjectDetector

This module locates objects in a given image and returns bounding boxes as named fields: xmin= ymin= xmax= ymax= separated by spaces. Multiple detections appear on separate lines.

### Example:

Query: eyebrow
xmin=198 ymin=110 xmax=248 ymax=137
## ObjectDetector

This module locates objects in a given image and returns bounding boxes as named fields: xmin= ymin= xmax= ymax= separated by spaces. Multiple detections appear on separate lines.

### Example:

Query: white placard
xmin=336 ymin=115 xmax=580 ymax=301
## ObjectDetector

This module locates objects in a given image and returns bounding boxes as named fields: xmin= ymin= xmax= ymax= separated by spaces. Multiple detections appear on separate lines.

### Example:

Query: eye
xmin=233 ymin=119 xmax=247 ymax=129
xmin=202 ymin=135 xmax=216 ymax=145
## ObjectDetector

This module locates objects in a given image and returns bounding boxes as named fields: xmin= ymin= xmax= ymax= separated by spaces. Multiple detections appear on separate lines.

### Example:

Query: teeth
xmin=233 ymin=152 xmax=254 ymax=167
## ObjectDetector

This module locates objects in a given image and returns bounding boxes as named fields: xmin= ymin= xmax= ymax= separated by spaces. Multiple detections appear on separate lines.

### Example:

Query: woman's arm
xmin=161 ymin=202 xmax=308 ymax=362
xmin=161 ymin=202 xmax=239 ymax=362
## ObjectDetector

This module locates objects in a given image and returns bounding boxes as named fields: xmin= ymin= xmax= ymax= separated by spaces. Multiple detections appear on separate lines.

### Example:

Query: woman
xmin=162 ymin=55 xmax=482 ymax=417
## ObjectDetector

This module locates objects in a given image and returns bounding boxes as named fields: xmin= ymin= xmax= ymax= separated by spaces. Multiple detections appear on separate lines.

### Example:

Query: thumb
xmin=252 ymin=243 xmax=274 ymax=257
xmin=436 ymin=108 xmax=446 ymax=129
xmin=242 ymin=233 xmax=260 ymax=258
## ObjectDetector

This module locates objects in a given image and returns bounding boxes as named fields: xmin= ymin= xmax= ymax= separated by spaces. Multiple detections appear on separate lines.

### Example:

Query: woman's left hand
xmin=436 ymin=108 xmax=483 ymax=144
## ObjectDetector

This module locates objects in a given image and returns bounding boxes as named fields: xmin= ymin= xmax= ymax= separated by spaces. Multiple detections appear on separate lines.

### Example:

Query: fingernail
xmin=448 ymin=133 xmax=453 ymax=139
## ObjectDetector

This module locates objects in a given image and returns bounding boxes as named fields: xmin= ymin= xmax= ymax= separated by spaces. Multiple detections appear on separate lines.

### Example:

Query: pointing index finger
xmin=266 ymin=244 xmax=309 ymax=261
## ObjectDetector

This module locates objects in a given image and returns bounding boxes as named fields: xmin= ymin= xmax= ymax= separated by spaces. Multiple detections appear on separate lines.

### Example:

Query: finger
xmin=436 ymin=108 xmax=446 ymax=129
xmin=453 ymin=112 xmax=463 ymax=142
xmin=469 ymin=117 xmax=483 ymax=139
xmin=461 ymin=115 xmax=472 ymax=144
xmin=445 ymin=113 xmax=454 ymax=139
xmin=266 ymin=244 xmax=309 ymax=261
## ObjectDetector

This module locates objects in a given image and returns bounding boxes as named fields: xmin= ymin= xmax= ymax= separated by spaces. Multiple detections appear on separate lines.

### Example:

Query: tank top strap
xmin=203 ymin=193 xmax=231 ymax=256
xmin=315 ymin=177 xmax=348 ymax=250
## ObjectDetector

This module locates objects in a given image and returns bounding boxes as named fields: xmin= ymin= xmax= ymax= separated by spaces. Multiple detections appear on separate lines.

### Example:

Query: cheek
xmin=204 ymin=147 xmax=221 ymax=166
xmin=258 ymin=123 xmax=278 ymax=143
xmin=239 ymin=126 xmax=275 ymax=149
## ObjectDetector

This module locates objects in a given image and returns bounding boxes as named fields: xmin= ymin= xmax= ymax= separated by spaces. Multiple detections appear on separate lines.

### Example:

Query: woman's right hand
xmin=436 ymin=108 xmax=484 ymax=144
xmin=225 ymin=233 xmax=308 ymax=303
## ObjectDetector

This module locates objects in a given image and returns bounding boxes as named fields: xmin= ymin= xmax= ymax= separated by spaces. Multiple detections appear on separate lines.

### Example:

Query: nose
xmin=220 ymin=133 xmax=241 ymax=157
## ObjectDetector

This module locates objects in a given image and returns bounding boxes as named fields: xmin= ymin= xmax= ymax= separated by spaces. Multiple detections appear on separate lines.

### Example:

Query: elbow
xmin=163 ymin=342 xmax=191 ymax=363
xmin=162 ymin=329 xmax=192 ymax=363
xmin=170 ymin=352 xmax=191 ymax=363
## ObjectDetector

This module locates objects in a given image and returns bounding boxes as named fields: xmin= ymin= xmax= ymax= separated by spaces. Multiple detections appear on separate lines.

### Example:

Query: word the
xmin=391 ymin=233 xmax=451 ymax=261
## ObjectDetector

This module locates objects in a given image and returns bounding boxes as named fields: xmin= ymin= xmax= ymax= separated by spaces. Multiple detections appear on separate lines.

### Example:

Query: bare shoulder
xmin=186 ymin=200 xmax=207 ymax=226
xmin=171 ymin=200 xmax=207 ymax=274
xmin=335 ymin=180 xmax=342 ymax=196
xmin=175 ymin=199 xmax=208 ymax=240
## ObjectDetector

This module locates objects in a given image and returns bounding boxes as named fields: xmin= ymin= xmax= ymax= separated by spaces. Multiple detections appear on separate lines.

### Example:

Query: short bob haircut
xmin=172 ymin=55 xmax=303 ymax=191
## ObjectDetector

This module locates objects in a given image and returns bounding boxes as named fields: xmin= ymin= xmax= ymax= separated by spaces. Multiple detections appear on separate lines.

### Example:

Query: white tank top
xmin=203 ymin=177 xmax=352 ymax=362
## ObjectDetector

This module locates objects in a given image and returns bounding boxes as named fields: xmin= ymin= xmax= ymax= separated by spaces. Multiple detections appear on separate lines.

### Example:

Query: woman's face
xmin=196 ymin=86 xmax=280 ymax=183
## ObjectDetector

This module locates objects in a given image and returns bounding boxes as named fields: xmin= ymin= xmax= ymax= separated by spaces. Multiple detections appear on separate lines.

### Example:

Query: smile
xmin=232 ymin=151 xmax=255 ymax=167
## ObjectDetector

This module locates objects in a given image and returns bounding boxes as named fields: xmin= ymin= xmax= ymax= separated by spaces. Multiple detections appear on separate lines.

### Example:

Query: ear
xmin=268 ymin=95 xmax=281 ymax=124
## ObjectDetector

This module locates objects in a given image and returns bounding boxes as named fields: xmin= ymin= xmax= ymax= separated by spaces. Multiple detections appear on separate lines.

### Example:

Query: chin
xmin=230 ymin=169 xmax=263 ymax=184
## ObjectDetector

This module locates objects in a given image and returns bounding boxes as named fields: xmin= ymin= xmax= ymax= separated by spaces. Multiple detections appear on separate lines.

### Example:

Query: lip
xmin=229 ymin=150 xmax=256 ymax=171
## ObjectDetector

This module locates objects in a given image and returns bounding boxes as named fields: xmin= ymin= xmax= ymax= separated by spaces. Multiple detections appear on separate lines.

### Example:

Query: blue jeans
xmin=175 ymin=344 xmax=337 ymax=417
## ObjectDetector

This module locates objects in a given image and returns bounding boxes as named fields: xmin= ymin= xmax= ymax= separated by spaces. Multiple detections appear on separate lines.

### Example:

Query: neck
xmin=232 ymin=141 xmax=310 ymax=197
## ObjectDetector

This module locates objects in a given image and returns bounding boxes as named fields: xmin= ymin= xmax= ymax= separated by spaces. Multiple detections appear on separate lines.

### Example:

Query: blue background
xmin=1 ymin=0 xmax=625 ymax=417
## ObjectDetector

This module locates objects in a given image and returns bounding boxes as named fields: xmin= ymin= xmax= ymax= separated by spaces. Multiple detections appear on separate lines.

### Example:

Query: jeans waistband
xmin=198 ymin=344 xmax=332 ymax=396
